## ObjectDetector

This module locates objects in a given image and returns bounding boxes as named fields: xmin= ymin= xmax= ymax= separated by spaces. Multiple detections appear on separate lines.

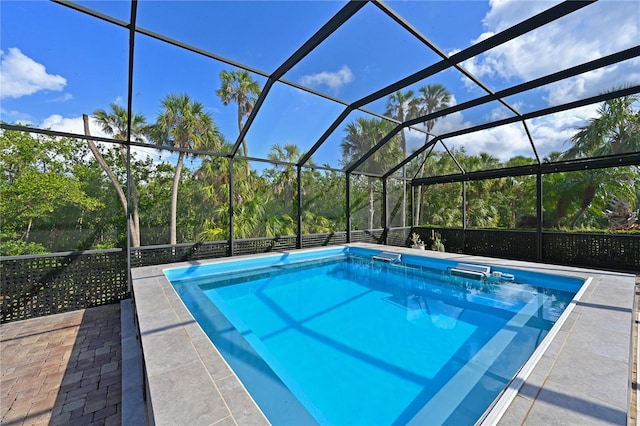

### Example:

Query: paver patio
xmin=1 ymin=304 xmax=122 ymax=426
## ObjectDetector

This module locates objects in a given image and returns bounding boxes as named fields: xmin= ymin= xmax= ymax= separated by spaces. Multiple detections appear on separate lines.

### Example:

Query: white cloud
xmin=442 ymin=0 xmax=640 ymax=164
xmin=432 ymin=111 xmax=472 ymax=135
xmin=437 ymin=104 xmax=601 ymax=162
xmin=544 ymin=62 xmax=640 ymax=106
xmin=0 ymin=48 xmax=67 ymax=99
xmin=50 ymin=93 xmax=73 ymax=103
xmin=0 ymin=107 xmax=34 ymax=125
xmin=299 ymin=65 xmax=354 ymax=92
xmin=460 ymin=1 xmax=639 ymax=103
xmin=488 ymin=105 xmax=514 ymax=121
xmin=526 ymin=104 xmax=599 ymax=156
xmin=41 ymin=114 xmax=92 ymax=135
xmin=442 ymin=123 xmax=532 ymax=162
xmin=482 ymin=0 xmax=560 ymax=32
xmin=40 ymin=113 xmax=160 ymax=162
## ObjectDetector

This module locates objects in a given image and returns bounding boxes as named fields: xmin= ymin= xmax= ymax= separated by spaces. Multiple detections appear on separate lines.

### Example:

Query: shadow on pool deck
xmin=1 ymin=304 xmax=122 ymax=425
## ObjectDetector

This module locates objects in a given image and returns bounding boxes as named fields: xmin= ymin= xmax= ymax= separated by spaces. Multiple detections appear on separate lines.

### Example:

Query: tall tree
xmin=217 ymin=69 xmax=261 ymax=176
xmin=301 ymin=168 xmax=346 ymax=233
xmin=414 ymin=84 xmax=452 ymax=224
xmin=463 ymin=152 xmax=502 ymax=228
xmin=416 ymin=149 xmax=464 ymax=227
xmin=91 ymin=103 xmax=148 ymax=247
xmin=564 ymin=93 xmax=640 ymax=159
xmin=148 ymin=94 xmax=222 ymax=245
xmin=561 ymin=93 xmax=640 ymax=228
xmin=341 ymin=117 xmax=402 ymax=230
xmin=385 ymin=90 xmax=418 ymax=227
xmin=266 ymin=144 xmax=302 ymax=213
xmin=0 ymin=130 xmax=101 ymax=254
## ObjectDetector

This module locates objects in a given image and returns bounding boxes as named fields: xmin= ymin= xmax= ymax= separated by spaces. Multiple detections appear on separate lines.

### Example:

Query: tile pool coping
xmin=131 ymin=243 xmax=635 ymax=425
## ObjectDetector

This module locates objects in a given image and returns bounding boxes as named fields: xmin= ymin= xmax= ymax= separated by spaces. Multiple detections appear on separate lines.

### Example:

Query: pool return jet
xmin=371 ymin=251 xmax=402 ymax=263
xmin=449 ymin=263 xmax=515 ymax=282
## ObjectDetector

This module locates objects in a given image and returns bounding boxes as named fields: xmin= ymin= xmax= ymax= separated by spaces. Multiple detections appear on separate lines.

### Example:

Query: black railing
xmin=2 ymin=228 xmax=637 ymax=323
xmin=542 ymin=231 xmax=640 ymax=271
xmin=411 ymin=227 xmax=640 ymax=273
xmin=1 ymin=249 xmax=128 ymax=323
xmin=301 ymin=231 xmax=347 ymax=248
xmin=130 ymin=241 xmax=229 ymax=267
xmin=351 ymin=229 xmax=385 ymax=244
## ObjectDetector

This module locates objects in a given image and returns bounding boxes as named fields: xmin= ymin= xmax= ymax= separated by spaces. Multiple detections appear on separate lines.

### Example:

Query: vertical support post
xmin=462 ymin=181 xmax=467 ymax=253
xmin=382 ymin=177 xmax=389 ymax=245
xmin=410 ymin=184 xmax=414 ymax=228
xmin=409 ymin=183 xmax=414 ymax=246
xmin=296 ymin=165 xmax=302 ymax=249
xmin=536 ymin=171 xmax=543 ymax=262
xmin=125 ymin=0 xmax=138 ymax=294
xmin=462 ymin=181 xmax=467 ymax=229
xmin=126 ymin=144 xmax=132 ymax=291
xmin=228 ymin=158 xmax=235 ymax=257
xmin=346 ymin=172 xmax=351 ymax=243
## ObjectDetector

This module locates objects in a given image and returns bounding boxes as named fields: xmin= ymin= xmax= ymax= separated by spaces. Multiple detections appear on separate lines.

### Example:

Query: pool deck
xmin=0 ymin=304 xmax=123 ymax=426
xmin=130 ymin=243 xmax=637 ymax=425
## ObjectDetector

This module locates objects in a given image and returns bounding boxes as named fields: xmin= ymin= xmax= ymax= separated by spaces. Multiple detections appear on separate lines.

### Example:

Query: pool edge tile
xmin=132 ymin=244 xmax=635 ymax=426
xmin=133 ymin=262 xmax=269 ymax=426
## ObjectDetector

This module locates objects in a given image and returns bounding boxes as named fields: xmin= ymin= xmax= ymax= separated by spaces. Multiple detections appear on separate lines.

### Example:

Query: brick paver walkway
xmin=1 ymin=304 xmax=122 ymax=425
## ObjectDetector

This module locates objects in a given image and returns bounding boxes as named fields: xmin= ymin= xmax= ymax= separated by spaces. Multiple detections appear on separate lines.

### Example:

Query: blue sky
xmin=1 ymin=0 xmax=639 ymax=172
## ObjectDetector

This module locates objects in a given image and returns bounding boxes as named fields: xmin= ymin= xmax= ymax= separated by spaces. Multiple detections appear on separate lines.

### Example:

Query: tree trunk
xmin=116 ymin=146 xmax=141 ymax=247
xmin=170 ymin=152 xmax=185 ymax=245
xmin=23 ymin=218 xmax=32 ymax=241
xmin=238 ymin=108 xmax=250 ymax=176
xmin=570 ymin=206 xmax=588 ymax=229
xmin=117 ymin=145 xmax=141 ymax=247
xmin=570 ymin=182 xmax=597 ymax=229
xmin=83 ymin=115 xmax=140 ymax=247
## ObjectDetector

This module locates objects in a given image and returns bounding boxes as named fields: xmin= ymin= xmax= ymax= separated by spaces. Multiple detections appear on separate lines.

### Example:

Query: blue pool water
xmin=167 ymin=247 xmax=584 ymax=425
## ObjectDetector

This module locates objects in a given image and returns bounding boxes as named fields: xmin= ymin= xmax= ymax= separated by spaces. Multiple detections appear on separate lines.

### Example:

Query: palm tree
xmin=414 ymin=84 xmax=452 ymax=224
xmin=564 ymin=93 xmax=640 ymax=159
xmin=92 ymin=104 xmax=147 ymax=247
xmin=267 ymin=144 xmax=302 ymax=213
xmin=93 ymin=103 xmax=147 ymax=143
xmin=148 ymin=94 xmax=222 ymax=245
xmin=463 ymin=152 xmax=502 ymax=228
xmin=385 ymin=90 xmax=418 ymax=227
xmin=217 ymin=69 xmax=261 ymax=176
xmin=212 ymin=175 xmax=270 ymax=239
xmin=417 ymin=149 xmax=464 ymax=227
xmin=194 ymin=149 xmax=232 ymax=223
xmin=341 ymin=117 xmax=401 ymax=230
xmin=560 ymin=93 xmax=640 ymax=228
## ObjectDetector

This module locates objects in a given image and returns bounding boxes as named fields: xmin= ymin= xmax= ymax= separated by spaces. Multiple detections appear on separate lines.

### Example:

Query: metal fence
xmin=2 ymin=228 xmax=637 ymax=323
xmin=1 ymin=249 xmax=127 ymax=323
xmin=412 ymin=227 xmax=640 ymax=272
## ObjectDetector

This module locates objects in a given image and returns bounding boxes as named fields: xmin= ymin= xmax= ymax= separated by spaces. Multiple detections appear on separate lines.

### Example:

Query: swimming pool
xmin=165 ymin=246 xmax=585 ymax=425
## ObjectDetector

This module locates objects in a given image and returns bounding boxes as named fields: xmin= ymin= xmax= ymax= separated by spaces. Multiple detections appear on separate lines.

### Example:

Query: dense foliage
xmin=1 ymin=79 xmax=638 ymax=255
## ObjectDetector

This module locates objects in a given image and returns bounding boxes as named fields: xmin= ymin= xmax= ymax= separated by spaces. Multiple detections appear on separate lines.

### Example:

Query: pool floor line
xmin=131 ymin=243 xmax=635 ymax=426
